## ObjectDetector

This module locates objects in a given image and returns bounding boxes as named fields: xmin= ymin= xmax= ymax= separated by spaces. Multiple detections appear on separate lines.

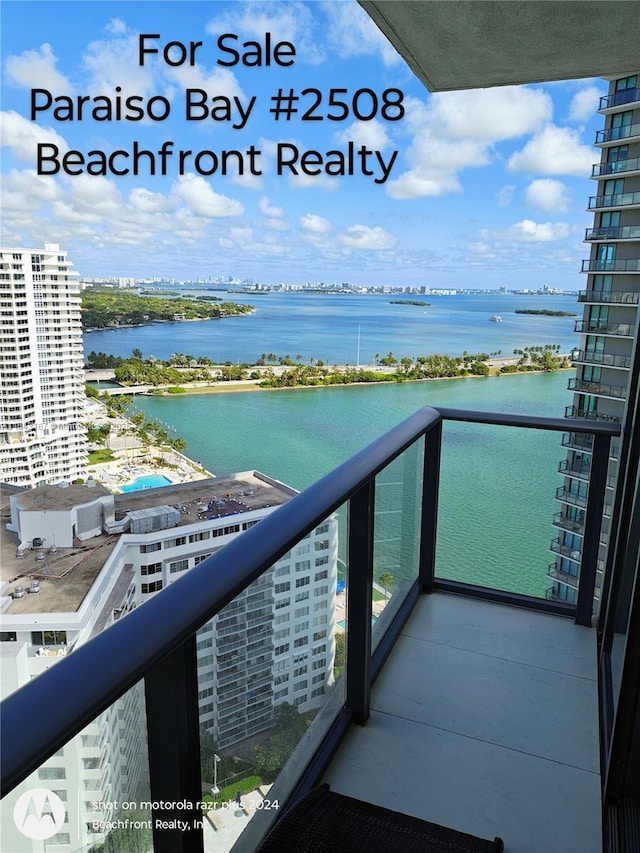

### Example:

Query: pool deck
xmin=85 ymin=400 xmax=212 ymax=493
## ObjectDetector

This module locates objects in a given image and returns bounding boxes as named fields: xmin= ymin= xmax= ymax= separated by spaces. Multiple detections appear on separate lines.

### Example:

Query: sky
xmin=0 ymin=0 xmax=607 ymax=288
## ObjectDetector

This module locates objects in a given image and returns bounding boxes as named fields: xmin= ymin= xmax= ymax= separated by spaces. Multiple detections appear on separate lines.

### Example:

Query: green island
xmin=81 ymin=288 xmax=254 ymax=330
xmin=514 ymin=309 xmax=577 ymax=317
xmin=389 ymin=299 xmax=432 ymax=307
xmin=86 ymin=345 xmax=571 ymax=391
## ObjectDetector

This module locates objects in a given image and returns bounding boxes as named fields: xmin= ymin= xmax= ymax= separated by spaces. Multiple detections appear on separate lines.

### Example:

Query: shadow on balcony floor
xmin=323 ymin=592 xmax=601 ymax=853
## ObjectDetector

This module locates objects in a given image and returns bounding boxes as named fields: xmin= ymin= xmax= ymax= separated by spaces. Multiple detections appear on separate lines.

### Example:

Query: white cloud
xmin=569 ymin=86 xmax=604 ymax=122
xmin=508 ymin=125 xmax=595 ymax=176
xmin=324 ymin=2 xmax=401 ymax=67
xmin=230 ymin=227 xmax=253 ymax=243
xmin=83 ymin=30 xmax=159 ymax=99
xmin=300 ymin=213 xmax=331 ymax=235
xmin=525 ymin=179 xmax=569 ymax=213
xmin=258 ymin=196 xmax=284 ymax=217
xmin=170 ymin=174 xmax=243 ymax=217
xmin=106 ymin=18 xmax=127 ymax=35
xmin=129 ymin=187 xmax=173 ymax=213
xmin=338 ymin=225 xmax=396 ymax=250
xmin=206 ymin=2 xmax=325 ymax=65
xmin=335 ymin=119 xmax=392 ymax=151
xmin=497 ymin=185 xmax=515 ymax=207
xmin=0 ymin=110 xmax=68 ymax=162
xmin=482 ymin=219 xmax=572 ymax=243
xmin=4 ymin=44 xmax=73 ymax=94
xmin=429 ymin=87 xmax=552 ymax=142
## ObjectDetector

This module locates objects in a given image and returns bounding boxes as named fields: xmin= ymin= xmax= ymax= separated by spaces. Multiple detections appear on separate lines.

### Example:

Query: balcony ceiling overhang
xmin=358 ymin=1 xmax=640 ymax=91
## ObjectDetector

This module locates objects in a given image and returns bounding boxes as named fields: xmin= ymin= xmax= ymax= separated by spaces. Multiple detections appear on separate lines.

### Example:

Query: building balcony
xmin=546 ymin=562 xmax=580 ymax=589
xmin=558 ymin=457 xmax=591 ymax=479
xmin=592 ymin=156 xmax=640 ymax=178
xmin=571 ymin=350 xmax=632 ymax=370
xmin=585 ymin=225 xmax=640 ymax=241
xmin=577 ymin=290 xmax=640 ymax=305
xmin=568 ymin=377 xmax=628 ymax=400
xmin=552 ymin=511 xmax=584 ymax=535
xmin=0 ymin=407 xmax=627 ymax=853
xmin=580 ymin=259 xmax=640 ymax=274
xmin=574 ymin=320 xmax=635 ymax=336
xmin=564 ymin=406 xmax=621 ymax=424
xmin=549 ymin=537 xmax=582 ymax=562
xmin=595 ymin=122 xmax=640 ymax=145
xmin=587 ymin=191 xmax=640 ymax=210
xmin=598 ymin=88 xmax=640 ymax=111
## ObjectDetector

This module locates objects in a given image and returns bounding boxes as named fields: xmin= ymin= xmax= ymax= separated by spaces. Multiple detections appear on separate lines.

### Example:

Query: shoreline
xmin=91 ymin=356 xmax=574 ymax=398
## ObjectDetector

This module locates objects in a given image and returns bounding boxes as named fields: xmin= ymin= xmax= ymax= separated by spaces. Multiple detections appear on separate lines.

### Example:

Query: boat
xmin=489 ymin=315 xmax=503 ymax=322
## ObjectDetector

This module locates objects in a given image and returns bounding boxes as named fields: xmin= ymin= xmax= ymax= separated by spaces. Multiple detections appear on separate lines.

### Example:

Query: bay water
xmin=132 ymin=371 xmax=573 ymax=598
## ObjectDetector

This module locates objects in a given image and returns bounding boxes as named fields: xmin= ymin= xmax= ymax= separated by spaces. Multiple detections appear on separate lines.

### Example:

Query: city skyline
xmin=1 ymin=0 xmax=607 ymax=289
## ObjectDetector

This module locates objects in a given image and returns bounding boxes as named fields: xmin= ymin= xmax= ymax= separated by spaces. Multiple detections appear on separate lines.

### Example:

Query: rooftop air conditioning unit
xmin=32 ymin=537 xmax=43 ymax=548
xmin=12 ymin=586 xmax=26 ymax=599
xmin=28 ymin=580 xmax=40 ymax=594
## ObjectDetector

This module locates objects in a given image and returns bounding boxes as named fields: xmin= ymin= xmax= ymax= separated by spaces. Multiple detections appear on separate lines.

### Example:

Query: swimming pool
xmin=120 ymin=474 xmax=173 ymax=492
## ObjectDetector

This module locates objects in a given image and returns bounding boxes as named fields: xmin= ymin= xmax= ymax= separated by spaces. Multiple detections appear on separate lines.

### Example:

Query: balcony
xmin=585 ymin=226 xmax=640 ymax=241
xmin=564 ymin=406 xmax=621 ymax=424
xmin=571 ymin=350 xmax=632 ymax=370
xmin=574 ymin=320 xmax=635 ymax=336
xmin=558 ymin=457 xmax=591 ymax=479
xmin=592 ymin=157 xmax=640 ymax=178
xmin=577 ymin=290 xmax=640 ymax=305
xmin=0 ymin=407 xmax=629 ymax=853
xmin=568 ymin=378 xmax=628 ymax=400
xmin=595 ymin=123 xmax=640 ymax=145
xmin=580 ymin=259 xmax=640 ymax=274
xmin=546 ymin=562 xmax=580 ymax=589
xmin=598 ymin=88 xmax=640 ymax=111
xmin=587 ymin=191 xmax=640 ymax=210
xmin=552 ymin=510 xmax=584 ymax=535
xmin=549 ymin=537 xmax=582 ymax=562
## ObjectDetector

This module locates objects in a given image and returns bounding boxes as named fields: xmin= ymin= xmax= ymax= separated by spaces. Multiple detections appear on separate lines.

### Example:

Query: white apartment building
xmin=548 ymin=72 xmax=640 ymax=604
xmin=0 ymin=472 xmax=337 ymax=852
xmin=0 ymin=242 xmax=87 ymax=488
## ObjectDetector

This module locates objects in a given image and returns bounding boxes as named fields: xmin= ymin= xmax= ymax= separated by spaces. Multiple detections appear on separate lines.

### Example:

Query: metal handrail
xmin=0 ymin=407 xmax=621 ymax=808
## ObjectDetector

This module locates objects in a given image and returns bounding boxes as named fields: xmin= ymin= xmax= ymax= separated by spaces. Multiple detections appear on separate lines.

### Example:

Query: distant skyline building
xmin=548 ymin=72 xmax=640 ymax=605
xmin=0 ymin=242 xmax=87 ymax=488
xmin=0 ymin=472 xmax=337 ymax=851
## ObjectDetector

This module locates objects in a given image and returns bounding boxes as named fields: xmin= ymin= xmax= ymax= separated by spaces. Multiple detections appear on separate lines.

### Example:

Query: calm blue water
xmin=131 ymin=371 xmax=574 ymax=597
xmin=120 ymin=474 xmax=173 ymax=492
xmin=84 ymin=291 xmax=580 ymax=365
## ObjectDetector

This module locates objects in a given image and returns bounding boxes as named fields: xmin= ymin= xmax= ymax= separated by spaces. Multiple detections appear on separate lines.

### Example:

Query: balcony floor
xmin=323 ymin=592 xmax=600 ymax=853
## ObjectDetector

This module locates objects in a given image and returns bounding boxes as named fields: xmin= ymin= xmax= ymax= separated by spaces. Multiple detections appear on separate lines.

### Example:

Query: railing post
xmin=418 ymin=420 xmax=442 ymax=593
xmin=576 ymin=431 xmax=612 ymax=626
xmin=346 ymin=479 xmax=375 ymax=725
xmin=144 ymin=635 xmax=204 ymax=853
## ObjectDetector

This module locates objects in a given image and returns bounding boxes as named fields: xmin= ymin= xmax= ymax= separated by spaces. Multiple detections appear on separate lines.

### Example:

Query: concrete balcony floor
xmin=323 ymin=592 xmax=600 ymax=853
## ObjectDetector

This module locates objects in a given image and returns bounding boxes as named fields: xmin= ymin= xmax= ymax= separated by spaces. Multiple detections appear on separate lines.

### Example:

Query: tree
xmin=254 ymin=703 xmax=308 ymax=778
xmin=131 ymin=348 xmax=143 ymax=360
xmin=379 ymin=571 xmax=394 ymax=599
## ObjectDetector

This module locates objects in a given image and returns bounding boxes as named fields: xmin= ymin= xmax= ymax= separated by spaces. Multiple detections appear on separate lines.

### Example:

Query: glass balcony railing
xmin=587 ymin=191 xmax=640 ymax=209
xmin=552 ymin=510 xmax=584 ymax=535
xmin=577 ymin=290 xmax=640 ymax=304
xmin=564 ymin=405 xmax=621 ymax=424
xmin=568 ymin=377 xmax=628 ymax=399
xmin=571 ymin=350 xmax=632 ymax=369
xmin=0 ymin=407 xmax=620 ymax=853
xmin=584 ymin=225 xmax=640 ymax=241
xmin=595 ymin=122 xmax=640 ymax=144
xmin=580 ymin=260 xmax=640 ymax=274
xmin=598 ymin=88 xmax=640 ymax=110
xmin=591 ymin=156 xmax=640 ymax=177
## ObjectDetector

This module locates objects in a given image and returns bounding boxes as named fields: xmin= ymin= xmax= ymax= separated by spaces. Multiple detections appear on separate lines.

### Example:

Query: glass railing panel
xmin=371 ymin=436 xmax=424 ymax=651
xmin=435 ymin=421 xmax=561 ymax=598
xmin=1 ymin=680 xmax=151 ymax=853
xmin=194 ymin=509 xmax=345 ymax=853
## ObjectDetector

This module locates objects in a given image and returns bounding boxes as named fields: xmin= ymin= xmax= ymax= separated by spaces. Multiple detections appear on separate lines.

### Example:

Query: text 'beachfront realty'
xmin=31 ymin=33 xmax=401 ymax=183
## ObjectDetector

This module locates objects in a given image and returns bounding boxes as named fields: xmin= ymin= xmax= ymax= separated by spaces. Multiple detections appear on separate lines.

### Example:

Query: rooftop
xmin=0 ymin=472 xmax=296 ymax=617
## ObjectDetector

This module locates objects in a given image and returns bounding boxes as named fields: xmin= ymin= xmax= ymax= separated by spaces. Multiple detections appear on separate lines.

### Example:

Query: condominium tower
xmin=548 ymin=72 xmax=640 ymax=604
xmin=0 ymin=242 xmax=87 ymax=488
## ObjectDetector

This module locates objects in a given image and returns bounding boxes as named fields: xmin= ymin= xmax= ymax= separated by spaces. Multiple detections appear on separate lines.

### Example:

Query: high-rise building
xmin=0 ymin=472 xmax=337 ymax=851
xmin=548 ymin=72 xmax=640 ymax=605
xmin=0 ymin=243 xmax=87 ymax=487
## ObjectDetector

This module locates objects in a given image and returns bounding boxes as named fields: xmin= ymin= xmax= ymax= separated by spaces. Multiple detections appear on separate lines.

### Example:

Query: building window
xmin=38 ymin=767 xmax=66 ymax=780
xmin=295 ymin=576 xmax=310 ymax=588
xmin=164 ymin=536 xmax=186 ymax=549
xmin=31 ymin=630 xmax=67 ymax=646
xmin=140 ymin=542 xmax=161 ymax=553
xmin=275 ymin=582 xmax=290 ymax=594
xmin=275 ymin=644 xmax=290 ymax=656
xmin=141 ymin=581 xmax=163 ymax=594
xmin=140 ymin=562 xmax=162 ymax=575
xmin=169 ymin=559 xmax=189 ymax=573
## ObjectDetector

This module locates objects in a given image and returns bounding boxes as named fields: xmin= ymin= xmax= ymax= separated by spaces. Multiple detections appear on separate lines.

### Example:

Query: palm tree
xmin=379 ymin=572 xmax=394 ymax=600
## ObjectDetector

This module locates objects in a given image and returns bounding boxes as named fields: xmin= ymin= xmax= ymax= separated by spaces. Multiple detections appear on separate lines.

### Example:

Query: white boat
xmin=489 ymin=315 xmax=503 ymax=322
